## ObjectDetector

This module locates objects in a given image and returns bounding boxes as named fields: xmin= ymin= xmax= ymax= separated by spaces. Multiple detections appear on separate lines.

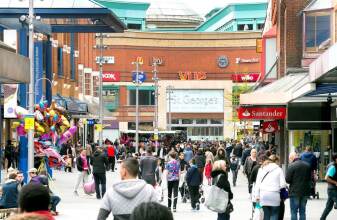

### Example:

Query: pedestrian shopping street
xmin=51 ymin=167 xmax=337 ymax=220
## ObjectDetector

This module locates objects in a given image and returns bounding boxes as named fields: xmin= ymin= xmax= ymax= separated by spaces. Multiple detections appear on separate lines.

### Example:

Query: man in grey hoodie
xmin=97 ymin=157 xmax=158 ymax=220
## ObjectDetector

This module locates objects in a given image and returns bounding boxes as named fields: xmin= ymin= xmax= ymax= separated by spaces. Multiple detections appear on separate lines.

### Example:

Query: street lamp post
xmin=131 ymin=61 xmax=140 ymax=153
xmin=34 ymin=77 xmax=53 ymax=102
xmin=152 ymin=62 xmax=159 ymax=152
xmin=27 ymin=0 xmax=35 ymax=172
xmin=99 ymin=33 xmax=104 ymax=147
xmin=166 ymin=86 xmax=174 ymax=131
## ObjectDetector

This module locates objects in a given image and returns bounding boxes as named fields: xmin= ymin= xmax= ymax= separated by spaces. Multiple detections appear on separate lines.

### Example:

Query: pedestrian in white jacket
xmin=255 ymin=155 xmax=286 ymax=220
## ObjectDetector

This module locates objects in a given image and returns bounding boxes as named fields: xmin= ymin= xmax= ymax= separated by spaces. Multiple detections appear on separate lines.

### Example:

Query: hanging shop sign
xmin=132 ymin=72 xmax=147 ymax=83
xmin=3 ymin=84 xmax=18 ymax=118
xmin=235 ymin=58 xmax=259 ymax=64
xmin=178 ymin=71 xmax=207 ymax=80
xmin=95 ymin=56 xmax=115 ymax=64
xmin=238 ymin=107 xmax=286 ymax=120
xmin=102 ymin=72 xmax=120 ymax=82
xmin=149 ymin=57 xmax=165 ymax=66
xmin=262 ymin=121 xmax=279 ymax=133
xmin=232 ymin=73 xmax=260 ymax=82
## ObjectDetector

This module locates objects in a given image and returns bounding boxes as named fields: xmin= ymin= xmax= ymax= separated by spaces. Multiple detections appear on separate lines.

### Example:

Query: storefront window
xmin=182 ymin=119 xmax=193 ymax=124
xmin=196 ymin=119 xmax=208 ymax=124
xmin=210 ymin=119 xmax=223 ymax=124
xmin=171 ymin=119 xmax=179 ymax=125
xmin=290 ymin=130 xmax=331 ymax=179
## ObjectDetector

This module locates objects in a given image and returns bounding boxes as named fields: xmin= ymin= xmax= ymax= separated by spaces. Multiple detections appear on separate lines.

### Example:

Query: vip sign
xmin=102 ymin=72 xmax=120 ymax=82
xmin=232 ymin=73 xmax=260 ymax=82
xmin=178 ymin=71 xmax=207 ymax=80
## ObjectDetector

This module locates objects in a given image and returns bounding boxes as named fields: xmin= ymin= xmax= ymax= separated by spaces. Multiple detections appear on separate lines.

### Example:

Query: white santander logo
xmin=242 ymin=109 xmax=251 ymax=117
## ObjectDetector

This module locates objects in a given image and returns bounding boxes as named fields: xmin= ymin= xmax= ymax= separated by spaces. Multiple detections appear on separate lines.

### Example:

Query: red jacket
xmin=204 ymin=163 xmax=212 ymax=178
xmin=107 ymin=145 xmax=115 ymax=157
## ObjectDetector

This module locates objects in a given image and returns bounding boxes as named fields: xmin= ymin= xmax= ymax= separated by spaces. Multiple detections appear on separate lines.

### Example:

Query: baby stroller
xmin=310 ymin=171 xmax=319 ymax=199
xmin=199 ymin=185 xmax=205 ymax=203
xmin=179 ymin=172 xmax=190 ymax=203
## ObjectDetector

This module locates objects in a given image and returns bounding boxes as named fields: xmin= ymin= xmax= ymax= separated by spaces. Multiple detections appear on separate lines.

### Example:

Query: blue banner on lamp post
xmin=34 ymin=41 xmax=43 ymax=103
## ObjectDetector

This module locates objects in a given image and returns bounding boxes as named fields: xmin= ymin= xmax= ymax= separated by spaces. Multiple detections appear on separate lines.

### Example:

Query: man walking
xmin=106 ymin=143 xmax=116 ymax=172
xmin=74 ymin=149 xmax=90 ymax=195
xmin=91 ymin=147 xmax=109 ymax=199
xmin=139 ymin=147 xmax=158 ymax=186
xmin=286 ymin=152 xmax=311 ymax=220
xmin=97 ymin=158 xmax=157 ymax=220
xmin=320 ymin=154 xmax=337 ymax=220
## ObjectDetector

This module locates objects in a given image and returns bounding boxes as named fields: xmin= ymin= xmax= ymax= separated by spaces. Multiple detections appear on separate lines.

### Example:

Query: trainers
xmin=196 ymin=203 xmax=200 ymax=210
xmin=74 ymin=191 xmax=79 ymax=196
xmin=173 ymin=208 xmax=177 ymax=212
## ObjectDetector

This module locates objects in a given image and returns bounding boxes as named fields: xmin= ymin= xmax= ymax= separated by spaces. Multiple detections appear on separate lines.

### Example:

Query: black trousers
xmin=108 ymin=156 xmax=115 ymax=171
xmin=168 ymin=180 xmax=179 ymax=209
xmin=93 ymin=173 xmax=106 ymax=199
xmin=189 ymin=185 xmax=200 ymax=209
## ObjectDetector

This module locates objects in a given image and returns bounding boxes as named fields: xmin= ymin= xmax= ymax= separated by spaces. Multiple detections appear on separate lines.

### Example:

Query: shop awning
xmin=0 ymin=41 xmax=30 ymax=83
xmin=53 ymin=94 xmax=88 ymax=114
xmin=240 ymin=73 xmax=316 ymax=105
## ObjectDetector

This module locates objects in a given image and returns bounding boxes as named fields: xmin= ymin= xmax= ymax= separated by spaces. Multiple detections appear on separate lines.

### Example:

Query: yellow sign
xmin=24 ymin=117 xmax=35 ymax=130
xmin=136 ymin=56 xmax=144 ymax=65
xmin=154 ymin=134 xmax=158 ymax=141
xmin=256 ymin=39 xmax=263 ymax=53
xmin=95 ymin=124 xmax=102 ymax=132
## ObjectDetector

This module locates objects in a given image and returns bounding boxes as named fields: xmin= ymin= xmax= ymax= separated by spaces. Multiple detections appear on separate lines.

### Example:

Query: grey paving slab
xmin=51 ymin=167 xmax=337 ymax=220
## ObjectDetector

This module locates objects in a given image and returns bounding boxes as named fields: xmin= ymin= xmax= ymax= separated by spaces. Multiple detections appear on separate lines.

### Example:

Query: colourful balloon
xmin=53 ymin=114 xmax=59 ymax=123
xmin=17 ymin=125 xmax=26 ymax=136
xmin=50 ymin=126 xmax=56 ymax=132
xmin=34 ymin=110 xmax=44 ymax=122
xmin=58 ymin=126 xmax=77 ymax=145
xmin=60 ymin=115 xmax=70 ymax=128
xmin=35 ymin=122 xmax=45 ymax=133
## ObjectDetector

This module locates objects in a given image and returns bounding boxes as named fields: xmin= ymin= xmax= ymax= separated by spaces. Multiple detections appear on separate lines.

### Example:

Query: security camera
xmin=19 ymin=15 xmax=27 ymax=23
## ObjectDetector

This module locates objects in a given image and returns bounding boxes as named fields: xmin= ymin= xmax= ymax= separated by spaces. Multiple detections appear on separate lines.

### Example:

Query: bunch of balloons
xmin=14 ymin=100 xmax=77 ymax=146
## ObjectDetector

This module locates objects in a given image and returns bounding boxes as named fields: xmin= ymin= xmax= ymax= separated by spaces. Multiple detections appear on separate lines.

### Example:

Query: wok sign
xmin=238 ymin=107 xmax=286 ymax=120
xmin=102 ymin=72 xmax=120 ymax=82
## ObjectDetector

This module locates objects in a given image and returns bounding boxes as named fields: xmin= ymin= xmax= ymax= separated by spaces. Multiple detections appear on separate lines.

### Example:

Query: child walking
xmin=186 ymin=159 xmax=202 ymax=211
xmin=230 ymin=155 xmax=240 ymax=186
xmin=204 ymin=159 xmax=212 ymax=186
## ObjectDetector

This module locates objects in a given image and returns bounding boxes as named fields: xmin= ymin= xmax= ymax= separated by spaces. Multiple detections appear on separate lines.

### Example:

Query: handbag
xmin=280 ymin=187 xmax=289 ymax=200
xmin=205 ymin=174 xmax=229 ymax=213
xmin=253 ymin=206 xmax=264 ymax=220
xmin=83 ymin=178 xmax=95 ymax=194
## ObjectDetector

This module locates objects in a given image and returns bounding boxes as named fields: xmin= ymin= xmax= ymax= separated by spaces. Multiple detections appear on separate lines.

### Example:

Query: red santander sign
xmin=102 ymin=72 xmax=120 ymax=82
xmin=232 ymin=73 xmax=260 ymax=83
xmin=238 ymin=107 xmax=286 ymax=120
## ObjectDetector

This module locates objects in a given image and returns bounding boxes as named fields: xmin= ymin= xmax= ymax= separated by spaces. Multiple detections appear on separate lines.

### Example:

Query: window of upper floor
xmin=238 ymin=24 xmax=253 ymax=31
xmin=304 ymin=12 xmax=331 ymax=52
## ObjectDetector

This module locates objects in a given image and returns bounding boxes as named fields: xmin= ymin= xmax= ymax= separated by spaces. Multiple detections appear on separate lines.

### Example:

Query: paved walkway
xmin=51 ymin=167 xmax=337 ymax=220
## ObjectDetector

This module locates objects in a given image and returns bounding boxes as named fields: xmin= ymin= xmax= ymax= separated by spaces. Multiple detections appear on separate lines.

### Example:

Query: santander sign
xmin=102 ymin=72 xmax=120 ymax=82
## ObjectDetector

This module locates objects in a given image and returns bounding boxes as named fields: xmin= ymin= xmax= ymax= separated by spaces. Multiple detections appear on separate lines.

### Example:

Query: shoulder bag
xmin=205 ymin=174 xmax=229 ymax=213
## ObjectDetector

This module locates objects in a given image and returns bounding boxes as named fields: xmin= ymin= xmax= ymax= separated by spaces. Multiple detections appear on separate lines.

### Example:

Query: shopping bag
xmin=155 ymin=184 xmax=164 ymax=201
xmin=253 ymin=206 xmax=264 ymax=220
xmin=205 ymin=175 xmax=228 ymax=213
xmin=83 ymin=178 xmax=95 ymax=194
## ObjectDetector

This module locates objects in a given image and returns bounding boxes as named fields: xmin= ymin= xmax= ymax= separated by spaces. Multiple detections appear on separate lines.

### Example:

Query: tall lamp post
xmin=27 ymin=0 xmax=35 ymax=172
xmin=98 ymin=33 xmax=104 ymax=147
xmin=131 ymin=61 xmax=141 ymax=153
xmin=152 ymin=62 xmax=159 ymax=151
xmin=35 ymin=77 xmax=53 ymax=102
xmin=166 ymin=86 xmax=174 ymax=131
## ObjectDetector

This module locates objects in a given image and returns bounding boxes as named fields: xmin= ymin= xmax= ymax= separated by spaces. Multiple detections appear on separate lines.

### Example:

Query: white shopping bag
xmin=155 ymin=185 xmax=163 ymax=201
xmin=253 ymin=207 xmax=264 ymax=220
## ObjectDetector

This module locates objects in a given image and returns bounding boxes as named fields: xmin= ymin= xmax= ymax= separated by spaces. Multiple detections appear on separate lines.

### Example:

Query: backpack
xmin=205 ymin=174 xmax=229 ymax=213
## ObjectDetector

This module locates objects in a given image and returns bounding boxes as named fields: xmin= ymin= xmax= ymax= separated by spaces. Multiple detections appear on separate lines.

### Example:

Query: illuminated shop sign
xmin=178 ymin=71 xmax=207 ymax=80
xmin=168 ymin=89 xmax=224 ymax=113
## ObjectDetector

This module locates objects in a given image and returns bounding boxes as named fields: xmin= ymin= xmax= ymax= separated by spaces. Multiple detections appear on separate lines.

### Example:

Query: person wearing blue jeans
xmin=217 ymin=212 xmax=230 ymax=220
xmin=286 ymin=152 xmax=311 ymax=220
xmin=290 ymin=197 xmax=308 ymax=220
xmin=50 ymin=195 xmax=61 ymax=214
xmin=262 ymin=206 xmax=279 ymax=220
xmin=320 ymin=154 xmax=337 ymax=220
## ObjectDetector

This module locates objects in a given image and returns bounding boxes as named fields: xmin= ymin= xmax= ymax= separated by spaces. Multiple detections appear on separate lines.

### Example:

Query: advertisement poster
xmin=3 ymin=84 xmax=18 ymax=118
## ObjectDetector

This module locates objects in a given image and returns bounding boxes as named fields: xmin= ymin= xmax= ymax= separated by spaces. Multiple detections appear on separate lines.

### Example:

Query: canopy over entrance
xmin=0 ymin=0 xmax=126 ymax=33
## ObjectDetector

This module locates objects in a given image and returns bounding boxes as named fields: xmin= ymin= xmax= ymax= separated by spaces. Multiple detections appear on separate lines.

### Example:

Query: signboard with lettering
xmin=236 ymin=58 xmax=259 ymax=64
xmin=102 ymin=72 xmax=120 ymax=82
xmin=178 ymin=72 xmax=207 ymax=80
xmin=149 ymin=57 xmax=165 ymax=66
xmin=238 ymin=107 xmax=286 ymax=120
xmin=232 ymin=73 xmax=260 ymax=83
xmin=168 ymin=89 xmax=224 ymax=113
xmin=24 ymin=115 xmax=35 ymax=130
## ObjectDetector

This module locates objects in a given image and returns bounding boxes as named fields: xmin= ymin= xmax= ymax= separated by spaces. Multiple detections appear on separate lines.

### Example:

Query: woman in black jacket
xmin=211 ymin=160 xmax=233 ymax=220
